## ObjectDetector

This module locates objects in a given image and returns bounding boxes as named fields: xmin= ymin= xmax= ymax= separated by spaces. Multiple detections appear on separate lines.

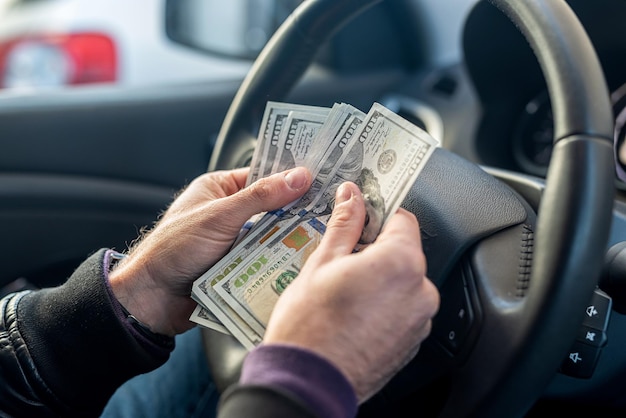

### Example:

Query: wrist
xmin=117 ymin=299 xmax=175 ymax=348
xmin=107 ymin=251 xmax=178 ymax=337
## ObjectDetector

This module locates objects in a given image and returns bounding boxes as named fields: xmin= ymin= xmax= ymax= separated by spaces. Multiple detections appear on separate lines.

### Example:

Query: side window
xmin=165 ymin=0 xmax=303 ymax=59
xmin=0 ymin=0 xmax=302 ymax=93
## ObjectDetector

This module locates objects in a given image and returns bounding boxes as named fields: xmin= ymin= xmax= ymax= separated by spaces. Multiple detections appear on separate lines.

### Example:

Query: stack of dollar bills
xmin=190 ymin=101 xmax=440 ymax=349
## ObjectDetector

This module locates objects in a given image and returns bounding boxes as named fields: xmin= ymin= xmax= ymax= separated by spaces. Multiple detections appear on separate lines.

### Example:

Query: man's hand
xmin=109 ymin=167 xmax=312 ymax=336
xmin=264 ymin=181 xmax=440 ymax=402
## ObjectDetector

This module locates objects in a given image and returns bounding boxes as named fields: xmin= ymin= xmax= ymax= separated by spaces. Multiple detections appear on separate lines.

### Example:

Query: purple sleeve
xmin=240 ymin=344 xmax=358 ymax=418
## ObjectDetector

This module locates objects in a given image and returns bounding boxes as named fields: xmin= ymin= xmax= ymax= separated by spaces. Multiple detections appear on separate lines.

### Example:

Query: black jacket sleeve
xmin=0 ymin=249 xmax=171 ymax=418
xmin=0 ymin=248 xmax=331 ymax=418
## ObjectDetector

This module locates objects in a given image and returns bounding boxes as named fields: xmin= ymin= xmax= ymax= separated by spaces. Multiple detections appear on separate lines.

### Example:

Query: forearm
xmin=0 ymin=249 xmax=173 ymax=417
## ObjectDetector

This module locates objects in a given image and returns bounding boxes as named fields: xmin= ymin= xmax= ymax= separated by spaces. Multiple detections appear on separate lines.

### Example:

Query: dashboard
xmin=463 ymin=0 xmax=626 ymax=194
xmin=375 ymin=0 xmax=626 ymax=200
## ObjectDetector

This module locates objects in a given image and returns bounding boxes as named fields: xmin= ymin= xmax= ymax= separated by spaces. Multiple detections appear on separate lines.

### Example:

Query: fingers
xmin=226 ymin=167 xmax=253 ymax=191
xmin=314 ymin=182 xmax=366 ymax=262
xmin=364 ymin=208 xmax=427 ymax=278
xmin=375 ymin=208 xmax=422 ymax=251
xmin=219 ymin=167 xmax=312 ymax=225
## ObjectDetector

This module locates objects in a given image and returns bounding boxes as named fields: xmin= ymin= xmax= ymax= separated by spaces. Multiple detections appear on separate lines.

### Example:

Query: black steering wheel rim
xmin=204 ymin=0 xmax=616 ymax=416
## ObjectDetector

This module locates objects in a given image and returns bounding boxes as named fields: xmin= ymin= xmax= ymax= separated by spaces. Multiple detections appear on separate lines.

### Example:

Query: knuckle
xmin=420 ymin=319 xmax=433 ymax=339
xmin=388 ymin=242 xmax=426 ymax=276
xmin=197 ymin=171 xmax=219 ymax=184
xmin=191 ymin=172 xmax=221 ymax=191
xmin=330 ymin=205 xmax=354 ymax=226
xmin=248 ymin=177 xmax=274 ymax=201
xmin=422 ymin=279 xmax=441 ymax=317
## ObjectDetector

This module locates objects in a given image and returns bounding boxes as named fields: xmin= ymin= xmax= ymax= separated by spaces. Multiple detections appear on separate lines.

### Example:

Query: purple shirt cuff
xmin=241 ymin=344 xmax=358 ymax=418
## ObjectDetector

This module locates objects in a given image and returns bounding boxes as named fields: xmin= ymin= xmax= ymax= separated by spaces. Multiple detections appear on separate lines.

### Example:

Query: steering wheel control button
xmin=581 ymin=288 xmax=612 ymax=330
xmin=576 ymin=325 xmax=607 ymax=348
xmin=559 ymin=288 xmax=612 ymax=378
xmin=559 ymin=342 xmax=603 ymax=379
xmin=432 ymin=272 xmax=475 ymax=355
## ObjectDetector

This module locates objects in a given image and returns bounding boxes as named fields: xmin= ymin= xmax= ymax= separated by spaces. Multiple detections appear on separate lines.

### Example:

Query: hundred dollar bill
xmin=269 ymin=108 xmax=334 ymax=175
xmin=246 ymin=102 xmax=280 ymax=186
xmin=236 ymin=103 xmax=330 ymax=247
xmin=353 ymin=102 xmax=439 ymax=245
xmin=191 ymin=254 xmax=266 ymax=342
xmin=189 ymin=304 xmax=229 ymax=335
xmin=293 ymin=106 xmax=366 ymax=217
xmin=224 ymin=105 xmax=366 ymax=268
xmin=236 ymin=103 xmax=360 ymax=242
xmin=190 ymin=301 xmax=259 ymax=350
xmin=209 ymin=109 xmax=370 ymax=330
xmin=217 ymin=218 xmax=326 ymax=326
xmin=191 ymin=106 xmax=365 ymax=335
xmin=243 ymin=108 xmax=330 ymax=239
xmin=191 ymin=179 xmax=331 ymax=337
xmin=259 ymin=103 xmax=330 ymax=178
xmin=271 ymin=103 xmax=346 ymax=176
xmin=215 ymin=102 xmax=439 ymax=330
xmin=234 ymin=103 xmax=334 ymax=245
xmin=211 ymin=130 xmax=364 ymax=328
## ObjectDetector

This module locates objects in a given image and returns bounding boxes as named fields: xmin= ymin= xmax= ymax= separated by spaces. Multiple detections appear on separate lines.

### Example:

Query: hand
xmin=109 ymin=167 xmax=312 ymax=336
xmin=263 ymin=181 xmax=440 ymax=402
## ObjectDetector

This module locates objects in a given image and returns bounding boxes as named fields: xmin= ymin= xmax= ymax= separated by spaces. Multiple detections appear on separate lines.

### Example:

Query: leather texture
xmin=0 ymin=249 xmax=170 ymax=418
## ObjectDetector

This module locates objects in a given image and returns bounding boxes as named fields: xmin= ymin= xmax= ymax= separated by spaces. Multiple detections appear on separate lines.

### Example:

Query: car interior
xmin=1 ymin=0 xmax=625 ymax=416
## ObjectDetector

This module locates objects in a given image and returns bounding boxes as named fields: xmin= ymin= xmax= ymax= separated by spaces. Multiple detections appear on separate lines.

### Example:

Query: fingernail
xmin=285 ymin=167 xmax=308 ymax=190
xmin=336 ymin=183 xmax=353 ymax=204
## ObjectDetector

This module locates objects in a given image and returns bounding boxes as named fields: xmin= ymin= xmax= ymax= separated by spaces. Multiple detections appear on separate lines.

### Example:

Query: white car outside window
xmin=0 ymin=0 xmax=256 ymax=90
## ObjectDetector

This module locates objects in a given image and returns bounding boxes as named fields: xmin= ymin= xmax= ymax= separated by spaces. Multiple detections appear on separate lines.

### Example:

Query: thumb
xmin=315 ymin=182 xmax=366 ymax=262
xmin=220 ymin=167 xmax=312 ymax=228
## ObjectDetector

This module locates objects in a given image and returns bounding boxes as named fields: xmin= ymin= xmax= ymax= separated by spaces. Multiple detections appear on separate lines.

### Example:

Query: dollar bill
xmin=235 ymin=103 xmax=333 ymax=242
xmin=246 ymin=102 xmax=279 ymax=186
xmin=222 ymin=104 xmax=367 ymax=267
xmin=190 ymin=300 xmax=259 ymax=350
xmin=296 ymin=106 xmax=367 ymax=217
xmin=190 ymin=101 xmax=439 ymax=348
xmin=214 ymin=102 xmax=439 ymax=328
xmin=210 ymin=125 xmax=366 ymax=328
xmin=242 ymin=108 xmax=330 ymax=239
xmin=236 ymin=103 xmax=361 ymax=242
xmin=192 ymin=106 xmax=366 ymax=337
xmin=191 ymin=217 xmax=287 ymax=336
xmin=191 ymin=253 xmax=266 ymax=343
xmin=268 ymin=111 xmax=328 ymax=174
xmin=216 ymin=217 xmax=327 ymax=326
xmin=189 ymin=304 xmax=229 ymax=335
xmin=259 ymin=103 xmax=330 ymax=178
xmin=191 ymin=101 xmax=356 ymax=337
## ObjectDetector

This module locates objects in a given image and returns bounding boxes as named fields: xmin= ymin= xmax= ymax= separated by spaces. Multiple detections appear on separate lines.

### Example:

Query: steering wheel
xmin=203 ymin=0 xmax=616 ymax=416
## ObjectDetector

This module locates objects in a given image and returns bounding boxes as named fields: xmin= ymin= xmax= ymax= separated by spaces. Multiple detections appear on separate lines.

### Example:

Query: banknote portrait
xmin=355 ymin=168 xmax=385 ymax=244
